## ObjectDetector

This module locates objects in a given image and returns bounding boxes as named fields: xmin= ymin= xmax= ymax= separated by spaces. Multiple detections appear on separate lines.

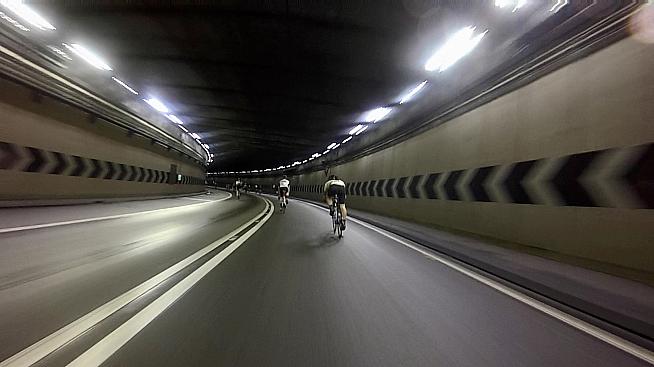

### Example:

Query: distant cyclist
xmin=234 ymin=178 xmax=243 ymax=199
xmin=323 ymin=174 xmax=347 ymax=230
xmin=278 ymin=175 xmax=290 ymax=209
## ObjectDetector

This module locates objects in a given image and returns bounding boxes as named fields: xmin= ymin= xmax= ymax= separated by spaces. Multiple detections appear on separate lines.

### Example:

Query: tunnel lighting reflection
xmin=0 ymin=11 xmax=29 ymax=31
xmin=549 ymin=0 xmax=568 ymax=12
xmin=399 ymin=81 xmax=428 ymax=104
xmin=311 ymin=153 xmax=321 ymax=158
xmin=355 ymin=125 xmax=368 ymax=135
xmin=179 ymin=125 xmax=188 ymax=132
xmin=202 ymin=144 xmax=210 ymax=149
xmin=302 ymin=159 xmax=308 ymax=163
xmin=363 ymin=107 xmax=392 ymax=123
xmin=327 ymin=143 xmax=338 ymax=149
xmin=342 ymin=136 xmax=353 ymax=144
xmin=0 ymin=0 xmax=55 ymax=30
xmin=112 ymin=77 xmax=138 ymax=95
xmin=190 ymin=133 xmax=201 ymax=139
xmin=348 ymin=124 xmax=364 ymax=135
xmin=322 ymin=149 xmax=330 ymax=154
xmin=143 ymin=97 xmax=170 ymax=113
xmin=65 ymin=43 xmax=112 ymax=71
xmin=166 ymin=114 xmax=183 ymax=124
xmin=495 ymin=0 xmax=527 ymax=11
xmin=424 ymin=26 xmax=487 ymax=72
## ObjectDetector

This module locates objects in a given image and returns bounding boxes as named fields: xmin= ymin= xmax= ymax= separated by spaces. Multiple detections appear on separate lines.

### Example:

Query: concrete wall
xmin=0 ymin=77 xmax=205 ymax=203
xmin=262 ymin=36 xmax=654 ymax=274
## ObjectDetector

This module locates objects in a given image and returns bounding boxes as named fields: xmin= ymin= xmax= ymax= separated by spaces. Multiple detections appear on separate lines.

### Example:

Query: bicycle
xmin=279 ymin=194 xmax=287 ymax=214
xmin=331 ymin=196 xmax=343 ymax=238
xmin=235 ymin=187 xmax=240 ymax=200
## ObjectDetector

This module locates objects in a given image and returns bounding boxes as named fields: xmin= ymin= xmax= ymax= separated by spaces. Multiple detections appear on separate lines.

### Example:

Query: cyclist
xmin=278 ymin=175 xmax=290 ymax=209
xmin=234 ymin=178 xmax=243 ymax=199
xmin=323 ymin=174 xmax=347 ymax=230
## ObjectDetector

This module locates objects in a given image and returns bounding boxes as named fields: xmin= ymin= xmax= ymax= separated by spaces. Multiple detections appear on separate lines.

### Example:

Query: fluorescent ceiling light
xmin=179 ymin=125 xmax=188 ymax=132
xmin=424 ymin=26 xmax=487 ymax=72
xmin=302 ymin=160 xmax=308 ymax=163
xmin=549 ymin=0 xmax=568 ymax=12
xmin=65 ymin=43 xmax=112 ymax=71
xmin=355 ymin=125 xmax=368 ymax=135
xmin=166 ymin=114 xmax=184 ymax=125
xmin=363 ymin=107 xmax=392 ymax=123
xmin=190 ymin=133 xmax=201 ymax=139
xmin=342 ymin=136 xmax=353 ymax=144
xmin=399 ymin=81 xmax=427 ymax=104
xmin=0 ymin=11 xmax=30 ymax=31
xmin=1 ymin=0 xmax=55 ymax=30
xmin=495 ymin=0 xmax=526 ymax=11
xmin=311 ymin=153 xmax=321 ymax=158
xmin=332 ymin=144 xmax=340 ymax=149
xmin=202 ymin=144 xmax=210 ymax=149
xmin=112 ymin=77 xmax=138 ymax=95
xmin=322 ymin=150 xmax=330 ymax=154
xmin=348 ymin=124 xmax=364 ymax=135
xmin=327 ymin=143 xmax=337 ymax=149
xmin=143 ymin=97 xmax=170 ymax=113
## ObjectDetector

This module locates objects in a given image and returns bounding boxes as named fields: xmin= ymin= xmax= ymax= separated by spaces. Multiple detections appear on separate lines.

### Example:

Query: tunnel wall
xmin=283 ymin=36 xmax=653 ymax=274
xmin=0 ymin=77 xmax=205 ymax=204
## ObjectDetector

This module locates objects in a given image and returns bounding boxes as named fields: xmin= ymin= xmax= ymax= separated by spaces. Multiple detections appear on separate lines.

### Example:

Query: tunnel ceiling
xmin=19 ymin=1 xmax=639 ymax=172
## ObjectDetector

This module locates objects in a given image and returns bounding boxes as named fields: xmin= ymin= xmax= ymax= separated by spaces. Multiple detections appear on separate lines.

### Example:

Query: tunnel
xmin=0 ymin=1 xmax=653 ymax=366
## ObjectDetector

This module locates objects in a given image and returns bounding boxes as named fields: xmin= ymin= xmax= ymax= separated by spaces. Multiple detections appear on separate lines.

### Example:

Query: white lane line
xmin=180 ymin=197 xmax=213 ymax=202
xmin=66 ymin=198 xmax=274 ymax=367
xmin=0 ymin=197 xmax=267 ymax=367
xmin=300 ymin=200 xmax=654 ymax=365
xmin=0 ymin=193 xmax=232 ymax=234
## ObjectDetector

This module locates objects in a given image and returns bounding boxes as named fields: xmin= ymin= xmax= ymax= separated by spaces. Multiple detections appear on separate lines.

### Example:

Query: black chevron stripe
xmin=88 ymin=159 xmax=103 ymax=178
xmin=69 ymin=156 xmax=86 ymax=177
xmin=163 ymin=172 xmax=169 ymax=183
xmin=396 ymin=177 xmax=408 ymax=198
xmin=25 ymin=147 xmax=47 ymax=173
xmin=0 ymin=142 xmax=22 ymax=170
xmin=153 ymin=170 xmax=160 ymax=183
xmin=127 ymin=166 xmax=137 ymax=181
xmin=625 ymin=143 xmax=654 ymax=208
xmin=103 ymin=161 xmax=116 ymax=179
xmin=376 ymin=179 xmax=385 ymax=197
xmin=504 ymin=161 xmax=537 ymax=204
xmin=408 ymin=175 xmax=422 ymax=199
xmin=423 ymin=173 xmax=440 ymax=199
xmin=469 ymin=167 xmax=493 ymax=202
xmin=361 ymin=181 xmax=369 ymax=196
xmin=117 ymin=164 xmax=128 ymax=180
xmin=144 ymin=168 xmax=152 ymax=183
xmin=384 ymin=178 xmax=396 ymax=198
xmin=50 ymin=152 xmax=67 ymax=175
xmin=138 ymin=167 xmax=146 ymax=182
xmin=353 ymin=182 xmax=361 ymax=196
xmin=444 ymin=170 xmax=463 ymax=200
xmin=369 ymin=180 xmax=377 ymax=196
xmin=552 ymin=152 xmax=599 ymax=207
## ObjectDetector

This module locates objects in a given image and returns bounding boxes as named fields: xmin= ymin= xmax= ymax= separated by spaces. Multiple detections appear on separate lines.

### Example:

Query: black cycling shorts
xmin=279 ymin=187 xmax=289 ymax=196
xmin=327 ymin=185 xmax=346 ymax=204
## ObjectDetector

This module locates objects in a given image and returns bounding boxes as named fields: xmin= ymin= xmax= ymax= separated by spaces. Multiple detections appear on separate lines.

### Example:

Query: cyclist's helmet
xmin=328 ymin=174 xmax=338 ymax=180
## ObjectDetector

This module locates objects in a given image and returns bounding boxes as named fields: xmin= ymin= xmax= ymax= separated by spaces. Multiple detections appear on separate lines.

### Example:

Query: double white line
xmin=1 ymin=198 xmax=273 ymax=367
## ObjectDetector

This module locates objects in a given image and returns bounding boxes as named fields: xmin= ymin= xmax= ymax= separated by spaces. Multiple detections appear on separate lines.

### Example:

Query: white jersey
xmin=279 ymin=179 xmax=290 ymax=192
xmin=324 ymin=179 xmax=345 ymax=192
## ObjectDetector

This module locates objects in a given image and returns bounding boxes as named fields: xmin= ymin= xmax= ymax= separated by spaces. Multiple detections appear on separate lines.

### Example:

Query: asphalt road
xmin=0 ymin=193 xmax=651 ymax=366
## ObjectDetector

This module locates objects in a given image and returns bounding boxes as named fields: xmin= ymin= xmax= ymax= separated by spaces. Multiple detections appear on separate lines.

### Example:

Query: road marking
xmin=0 ymin=193 xmax=232 ymax=234
xmin=66 ymin=198 xmax=274 ymax=366
xmin=180 ymin=197 xmax=213 ymax=202
xmin=0 ymin=196 xmax=268 ymax=367
xmin=300 ymin=200 xmax=654 ymax=365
